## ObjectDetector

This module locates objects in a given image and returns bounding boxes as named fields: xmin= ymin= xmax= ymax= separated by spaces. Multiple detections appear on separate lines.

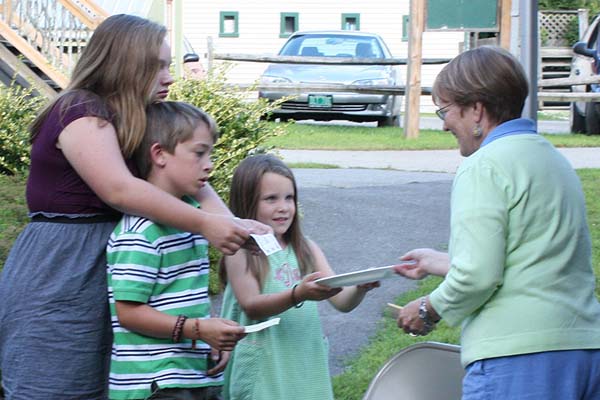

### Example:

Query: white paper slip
xmin=244 ymin=317 xmax=281 ymax=333
xmin=250 ymin=233 xmax=282 ymax=256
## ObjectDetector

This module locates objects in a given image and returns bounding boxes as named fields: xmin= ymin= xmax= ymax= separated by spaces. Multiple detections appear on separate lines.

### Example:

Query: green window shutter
xmin=402 ymin=15 xmax=409 ymax=41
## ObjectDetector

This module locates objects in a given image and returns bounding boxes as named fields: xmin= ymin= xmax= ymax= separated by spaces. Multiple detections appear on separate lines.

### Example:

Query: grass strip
xmin=266 ymin=123 xmax=600 ymax=150
xmin=332 ymin=169 xmax=600 ymax=400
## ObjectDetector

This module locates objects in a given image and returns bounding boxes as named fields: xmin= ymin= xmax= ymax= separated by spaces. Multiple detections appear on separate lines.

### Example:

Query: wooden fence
xmin=211 ymin=51 xmax=600 ymax=135
xmin=213 ymin=52 xmax=600 ymax=101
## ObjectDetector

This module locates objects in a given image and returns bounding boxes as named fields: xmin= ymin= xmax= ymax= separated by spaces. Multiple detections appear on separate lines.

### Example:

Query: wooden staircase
xmin=0 ymin=0 xmax=108 ymax=98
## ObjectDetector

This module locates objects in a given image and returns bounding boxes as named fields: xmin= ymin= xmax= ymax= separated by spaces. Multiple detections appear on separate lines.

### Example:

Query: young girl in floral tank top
xmin=220 ymin=154 xmax=379 ymax=400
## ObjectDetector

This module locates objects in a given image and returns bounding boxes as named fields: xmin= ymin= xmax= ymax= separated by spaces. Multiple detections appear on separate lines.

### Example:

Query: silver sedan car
xmin=259 ymin=31 xmax=401 ymax=127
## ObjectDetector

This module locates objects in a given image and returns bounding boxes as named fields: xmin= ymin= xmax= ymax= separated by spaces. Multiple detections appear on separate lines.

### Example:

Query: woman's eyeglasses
xmin=435 ymin=104 xmax=453 ymax=121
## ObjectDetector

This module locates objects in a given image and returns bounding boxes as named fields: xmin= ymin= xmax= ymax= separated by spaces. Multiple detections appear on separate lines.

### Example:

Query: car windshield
xmin=279 ymin=34 xmax=385 ymax=58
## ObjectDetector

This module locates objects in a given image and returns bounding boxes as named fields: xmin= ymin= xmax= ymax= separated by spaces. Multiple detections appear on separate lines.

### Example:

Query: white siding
xmin=182 ymin=1 xmax=465 ymax=112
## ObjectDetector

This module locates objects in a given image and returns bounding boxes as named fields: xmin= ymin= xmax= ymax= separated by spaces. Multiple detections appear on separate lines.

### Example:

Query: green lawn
xmin=265 ymin=122 xmax=600 ymax=150
xmin=0 ymin=173 xmax=27 ymax=265
xmin=0 ymin=132 xmax=598 ymax=400
xmin=332 ymin=169 xmax=600 ymax=400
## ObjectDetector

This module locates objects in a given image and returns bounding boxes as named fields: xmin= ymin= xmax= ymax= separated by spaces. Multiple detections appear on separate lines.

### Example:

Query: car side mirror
xmin=573 ymin=42 xmax=596 ymax=59
xmin=183 ymin=53 xmax=200 ymax=63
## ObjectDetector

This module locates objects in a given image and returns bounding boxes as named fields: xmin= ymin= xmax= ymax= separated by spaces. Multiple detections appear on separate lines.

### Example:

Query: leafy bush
xmin=0 ymin=85 xmax=45 ymax=175
xmin=168 ymin=64 xmax=290 ymax=293
xmin=168 ymin=63 xmax=289 ymax=204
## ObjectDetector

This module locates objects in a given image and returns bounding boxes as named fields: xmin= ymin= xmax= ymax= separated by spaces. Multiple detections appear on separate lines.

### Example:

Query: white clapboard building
xmin=180 ymin=0 xmax=466 ymax=112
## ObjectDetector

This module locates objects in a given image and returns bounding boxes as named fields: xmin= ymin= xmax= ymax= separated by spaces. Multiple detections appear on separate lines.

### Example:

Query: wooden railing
xmin=0 ymin=0 xmax=107 ymax=91
xmin=212 ymin=52 xmax=600 ymax=103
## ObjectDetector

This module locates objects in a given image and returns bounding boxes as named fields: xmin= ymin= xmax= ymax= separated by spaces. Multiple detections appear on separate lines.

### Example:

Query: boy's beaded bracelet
xmin=291 ymin=283 xmax=304 ymax=308
xmin=172 ymin=314 xmax=188 ymax=343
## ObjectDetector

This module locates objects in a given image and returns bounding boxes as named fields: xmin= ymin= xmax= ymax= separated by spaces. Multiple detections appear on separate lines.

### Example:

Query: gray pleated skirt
xmin=0 ymin=217 xmax=117 ymax=399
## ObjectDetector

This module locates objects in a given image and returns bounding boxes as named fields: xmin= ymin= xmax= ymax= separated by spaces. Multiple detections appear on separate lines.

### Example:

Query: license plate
xmin=308 ymin=95 xmax=333 ymax=108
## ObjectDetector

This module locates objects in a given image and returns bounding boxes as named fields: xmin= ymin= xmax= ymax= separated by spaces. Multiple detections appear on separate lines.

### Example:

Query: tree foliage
xmin=0 ymin=85 xmax=45 ymax=175
xmin=168 ymin=63 xmax=289 ymax=204
xmin=539 ymin=0 xmax=600 ymax=18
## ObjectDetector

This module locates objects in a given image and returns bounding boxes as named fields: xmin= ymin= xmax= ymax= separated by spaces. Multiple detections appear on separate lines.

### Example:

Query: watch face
xmin=418 ymin=298 xmax=430 ymax=321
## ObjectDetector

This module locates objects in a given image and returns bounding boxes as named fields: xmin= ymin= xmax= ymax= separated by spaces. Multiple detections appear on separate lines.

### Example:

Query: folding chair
xmin=362 ymin=342 xmax=464 ymax=400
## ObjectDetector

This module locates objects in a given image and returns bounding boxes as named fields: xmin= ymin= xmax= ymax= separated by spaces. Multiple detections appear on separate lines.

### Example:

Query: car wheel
xmin=377 ymin=115 xmax=401 ymax=128
xmin=570 ymin=102 xmax=586 ymax=133
xmin=259 ymin=113 xmax=275 ymax=121
xmin=585 ymin=102 xmax=600 ymax=135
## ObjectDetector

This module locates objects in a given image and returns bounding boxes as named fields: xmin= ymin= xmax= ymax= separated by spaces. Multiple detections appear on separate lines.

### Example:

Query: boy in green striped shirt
xmin=106 ymin=102 xmax=245 ymax=400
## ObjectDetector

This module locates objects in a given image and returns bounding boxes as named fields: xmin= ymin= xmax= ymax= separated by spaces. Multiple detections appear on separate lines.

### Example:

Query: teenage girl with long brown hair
xmin=0 ymin=14 xmax=266 ymax=399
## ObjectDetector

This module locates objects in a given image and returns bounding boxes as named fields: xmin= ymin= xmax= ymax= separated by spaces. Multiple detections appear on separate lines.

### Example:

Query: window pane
xmin=285 ymin=16 xmax=295 ymax=33
xmin=224 ymin=16 xmax=235 ymax=33
xmin=345 ymin=17 xmax=357 ymax=30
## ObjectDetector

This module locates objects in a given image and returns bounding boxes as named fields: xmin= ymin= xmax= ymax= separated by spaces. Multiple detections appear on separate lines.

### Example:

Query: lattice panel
xmin=539 ymin=11 xmax=578 ymax=47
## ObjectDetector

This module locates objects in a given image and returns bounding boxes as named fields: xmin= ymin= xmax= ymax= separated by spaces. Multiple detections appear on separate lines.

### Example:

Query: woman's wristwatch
xmin=418 ymin=296 xmax=439 ymax=332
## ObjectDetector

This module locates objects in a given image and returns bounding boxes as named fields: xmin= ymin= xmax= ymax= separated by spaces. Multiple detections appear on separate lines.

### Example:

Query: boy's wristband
xmin=172 ymin=314 xmax=188 ymax=343
xmin=191 ymin=319 xmax=201 ymax=349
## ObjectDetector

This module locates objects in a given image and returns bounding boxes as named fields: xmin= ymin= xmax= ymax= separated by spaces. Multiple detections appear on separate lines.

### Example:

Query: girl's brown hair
xmin=30 ymin=14 xmax=167 ymax=158
xmin=221 ymin=154 xmax=315 ymax=289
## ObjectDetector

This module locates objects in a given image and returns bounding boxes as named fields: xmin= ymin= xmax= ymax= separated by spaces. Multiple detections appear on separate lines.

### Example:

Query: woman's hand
xmin=202 ymin=215 xmax=273 ymax=255
xmin=393 ymin=248 xmax=450 ymax=279
xmin=396 ymin=298 xmax=435 ymax=336
xmin=297 ymin=272 xmax=342 ymax=302
xmin=235 ymin=219 xmax=274 ymax=254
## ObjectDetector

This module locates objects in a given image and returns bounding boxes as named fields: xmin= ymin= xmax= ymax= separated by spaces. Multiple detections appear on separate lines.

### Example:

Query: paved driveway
xmin=280 ymin=147 xmax=600 ymax=173
xmin=294 ymin=168 xmax=454 ymax=375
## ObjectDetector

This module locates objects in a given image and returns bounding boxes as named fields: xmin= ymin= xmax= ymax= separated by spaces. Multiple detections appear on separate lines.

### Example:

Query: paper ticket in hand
xmin=250 ymin=233 xmax=282 ymax=256
xmin=244 ymin=318 xmax=281 ymax=333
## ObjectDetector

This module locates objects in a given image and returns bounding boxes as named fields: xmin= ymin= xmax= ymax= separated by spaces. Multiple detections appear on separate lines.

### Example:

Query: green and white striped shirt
xmin=107 ymin=198 xmax=221 ymax=400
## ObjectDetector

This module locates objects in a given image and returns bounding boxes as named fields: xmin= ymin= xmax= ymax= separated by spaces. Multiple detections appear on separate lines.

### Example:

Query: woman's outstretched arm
xmin=58 ymin=117 xmax=269 ymax=254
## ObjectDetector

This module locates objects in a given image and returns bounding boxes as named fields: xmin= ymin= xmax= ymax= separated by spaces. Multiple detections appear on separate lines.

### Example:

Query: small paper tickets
xmin=244 ymin=317 xmax=281 ymax=333
xmin=250 ymin=233 xmax=282 ymax=256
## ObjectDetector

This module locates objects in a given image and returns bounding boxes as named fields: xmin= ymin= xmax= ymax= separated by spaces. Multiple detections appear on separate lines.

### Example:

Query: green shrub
xmin=168 ymin=64 xmax=289 ymax=204
xmin=0 ymin=84 xmax=45 ymax=175
xmin=168 ymin=64 xmax=290 ymax=293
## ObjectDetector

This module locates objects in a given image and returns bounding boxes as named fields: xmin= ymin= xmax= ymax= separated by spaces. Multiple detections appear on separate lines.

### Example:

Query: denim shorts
xmin=462 ymin=349 xmax=600 ymax=400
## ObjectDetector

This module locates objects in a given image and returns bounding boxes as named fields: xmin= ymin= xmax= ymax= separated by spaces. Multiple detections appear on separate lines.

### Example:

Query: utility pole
xmin=518 ymin=0 xmax=538 ymax=122
xmin=404 ymin=0 xmax=425 ymax=139
xmin=500 ymin=0 xmax=512 ymax=49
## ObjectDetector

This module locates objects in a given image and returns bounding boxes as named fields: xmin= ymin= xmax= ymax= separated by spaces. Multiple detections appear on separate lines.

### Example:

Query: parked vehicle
xmin=259 ymin=31 xmax=401 ymax=127
xmin=183 ymin=38 xmax=205 ymax=80
xmin=570 ymin=13 xmax=600 ymax=134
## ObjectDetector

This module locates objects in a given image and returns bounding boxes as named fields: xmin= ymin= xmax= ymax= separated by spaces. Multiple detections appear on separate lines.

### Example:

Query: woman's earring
xmin=473 ymin=124 xmax=483 ymax=137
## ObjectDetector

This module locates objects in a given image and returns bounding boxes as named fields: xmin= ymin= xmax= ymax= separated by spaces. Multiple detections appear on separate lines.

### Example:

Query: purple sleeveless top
xmin=26 ymin=93 xmax=128 ymax=216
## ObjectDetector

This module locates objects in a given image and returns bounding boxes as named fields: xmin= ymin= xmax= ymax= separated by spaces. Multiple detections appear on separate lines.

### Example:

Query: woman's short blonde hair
xmin=432 ymin=46 xmax=529 ymax=124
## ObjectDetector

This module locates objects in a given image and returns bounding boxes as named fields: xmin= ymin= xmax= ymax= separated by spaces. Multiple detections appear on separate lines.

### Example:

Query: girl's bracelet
xmin=291 ymin=283 xmax=304 ymax=308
